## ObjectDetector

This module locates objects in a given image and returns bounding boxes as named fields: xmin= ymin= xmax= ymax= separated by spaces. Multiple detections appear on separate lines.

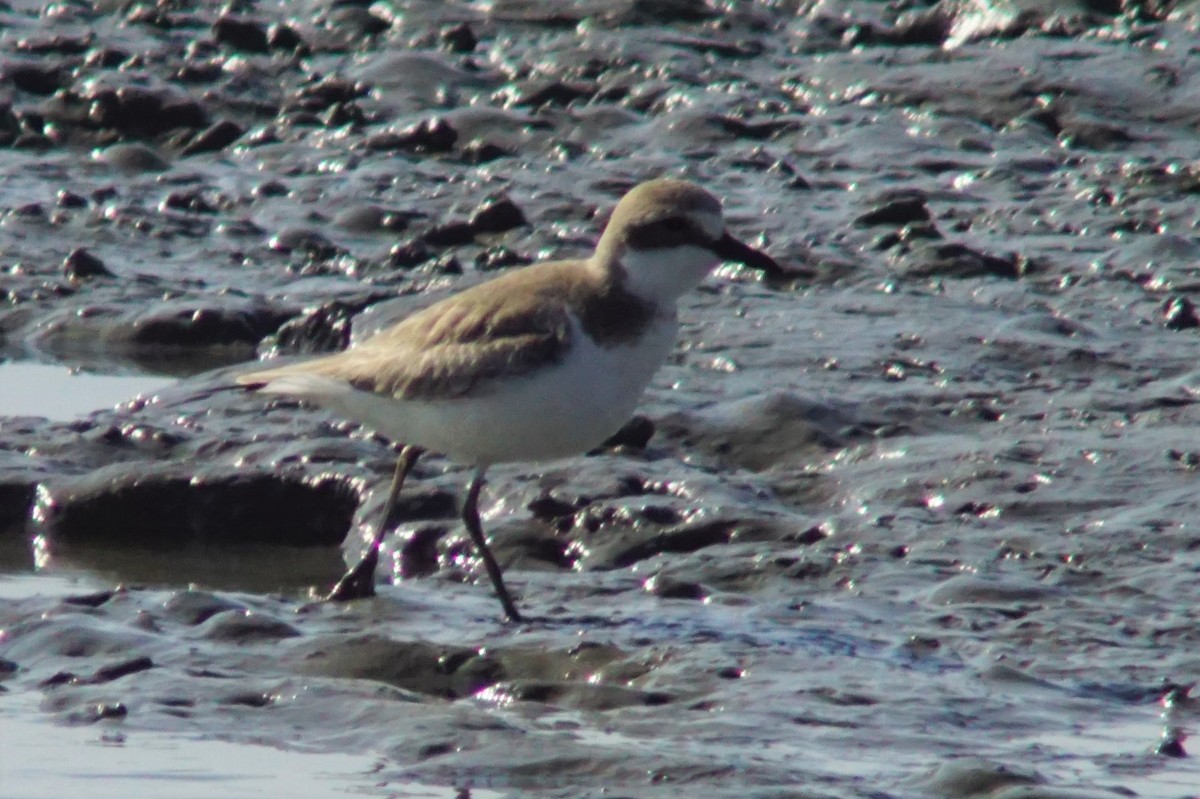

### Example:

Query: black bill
xmin=711 ymin=231 xmax=784 ymax=277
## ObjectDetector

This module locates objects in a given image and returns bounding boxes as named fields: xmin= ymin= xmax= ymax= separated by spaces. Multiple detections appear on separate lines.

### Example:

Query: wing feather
xmin=239 ymin=262 xmax=580 ymax=401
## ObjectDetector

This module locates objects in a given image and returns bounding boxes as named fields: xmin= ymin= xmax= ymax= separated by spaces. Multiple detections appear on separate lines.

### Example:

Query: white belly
xmin=316 ymin=317 xmax=677 ymax=465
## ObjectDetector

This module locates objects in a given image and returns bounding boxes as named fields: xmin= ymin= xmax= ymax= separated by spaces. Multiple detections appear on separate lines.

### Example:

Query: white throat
xmin=610 ymin=244 xmax=717 ymax=305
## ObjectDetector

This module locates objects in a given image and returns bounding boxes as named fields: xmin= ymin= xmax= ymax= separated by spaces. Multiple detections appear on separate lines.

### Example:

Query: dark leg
xmin=326 ymin=445 xmax=423 ymax=602
xmin=463 ymin=467 xmax=523 ymax=622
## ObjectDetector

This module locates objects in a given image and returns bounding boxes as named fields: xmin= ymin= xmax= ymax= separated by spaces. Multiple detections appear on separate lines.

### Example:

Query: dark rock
xmin=792 ymin=526 xmax=829 ymax=546
xmin=6 ymin=103 xmax=35 ymax=133
xmin=212 ymin=16 xmax=270 ymax=54
xmin=900 ymin=222 xmax=943 ymax=242
xmin=125 ymin=5 xmax=176 ymax=28
xmin=339 ymin=205 xmax=414 ymax=236
xmin=889 ymin=7 xmax=954 ymax=46
xmin=527 ymin=495 xmax=580 ymax=521
xmin=267 ymin=23 xmax=307 ymax=52
xmin=1156 ymin=733 xmax=1187 ymax=758
xmin=289 ymin=77 xmax=368 ymax=113
xmin=13 ymin=202 xmax=45 ymax=218
xmin=34 ymin=469 xmax=358 ymax=547
xmin=1163 ymin=296 xmax=1200 ymax=330
xmin=321 ymin=101 xmax=366 ymax=128
xmin=56 ymin=190 xmax=88 ymax=208
xmin=254 ymin=179 xmax=289 ymax=197
xmin=268 ymin=228 xmax=342 ymax=259
xmin=280 ymin=109 xmax=323 ymax=127
xmin=223 ymin=215 xmax=267 ymax=237
xmin=422 ymin=220 xmax=476 ymax=247
xmin=15 ymin=34 xmax=92 ymax=55
xmin=222 ymin=691 xmax=274 ymax=707
xmin=784 ymin=172 xmax=812 ymax=190
xmin=84 ymin=47 xmax=130 ymax=68
xmin=873 ymin=232 xmax=899 ymax=251
xmin=39 ymin=671 xmax=75 ymax=688
xmin=91 ymin=186 xmax=119 ymax=203
xmin=475 ymin=246 xmax=532 ymax=271
xmin=181 ymin=119 xmax=245 ymax=155
xmin=857 ymin=192 xmax=932 ymax=227
xmin=459 ymin=140 xmax=510 ymax=164
xmin=162 ymin=189 xmax=220 ymax=214
xmin=174 ymin=59 xmax=224 ymax=84
xmin=380 ymin=210 xmax=421 ymax=232
xmin=615 ymin=0 xmax=718 ymax=24
xmin=896 ymin=242 xmax=1025 ymax=279
xmin=425 ymin=254 xmax=463 ymax=275
xmin=644 ymin=574 xmax=708 ymax=600
xmin=603 ymin=520 xmax=740 ymax=569
xmin=63 ymin=590 xmax=117 ymax=607
xmin=84 ymin=86 xmax=208 ymax=136
xmin=847 ymin=7 xmax=953 ymax=46
xmin=63 ymin=247 xmax=114 ymax=280
xmin=514 ymin=80 xmax=595 ymax=109
xmin=90 ymin=422 xmax=185 ymax=452
xmin=441 ymin=23 xmax=478 ymax=53
xmin=90 ymin=656 xmax=154 ymax=684
xmin=398 ymin=524 xmax=450 ymax=578
xmin=127 ymin=304 xmax=293 ymax=348
xmin=4 ymin=62 xmax=65 ymax=95
xmin=469 ymin=196 xmax=527 ymax=235
xmin=388 ymin=240 xmax=433 ymax=269
xmin=269 ymin=299 xmax=365 ymax=355
xmin=1019 ymin=103 xmax=1137 ymax=150
xmin=365 ymin=118 xmax=457 ymax=153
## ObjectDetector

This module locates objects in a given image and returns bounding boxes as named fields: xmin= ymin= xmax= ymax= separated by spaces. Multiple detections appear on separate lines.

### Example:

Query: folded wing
xmin=239 ymin=276 xmax=574 ymax=402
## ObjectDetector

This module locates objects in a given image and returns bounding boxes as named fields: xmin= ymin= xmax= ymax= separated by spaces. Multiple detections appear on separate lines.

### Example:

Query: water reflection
xmin=0 ymin=361 xmax=174 ymax=421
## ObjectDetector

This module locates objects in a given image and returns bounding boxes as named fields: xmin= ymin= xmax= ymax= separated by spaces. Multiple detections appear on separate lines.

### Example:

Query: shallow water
xmin=0 ymin=362 xmax=173 ymax=421
xmin=1 ymin=694 xmax=408 ymax=799
xmin=2 ymin=1 xmax=1200 ymax=797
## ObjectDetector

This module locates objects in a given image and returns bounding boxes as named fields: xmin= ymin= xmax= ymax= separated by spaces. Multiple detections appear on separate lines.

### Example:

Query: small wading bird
xmin=239 ymin=179 xmax=780 ymax=622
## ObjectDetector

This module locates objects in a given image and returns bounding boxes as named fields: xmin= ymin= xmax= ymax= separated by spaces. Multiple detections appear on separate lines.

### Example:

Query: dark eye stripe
xmin=625 ymin=217 xmax=706 ymax=250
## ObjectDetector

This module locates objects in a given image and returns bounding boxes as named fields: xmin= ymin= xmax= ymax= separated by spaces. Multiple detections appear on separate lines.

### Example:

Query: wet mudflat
xmin=2 ymin=1 xmax=1199 ymax=797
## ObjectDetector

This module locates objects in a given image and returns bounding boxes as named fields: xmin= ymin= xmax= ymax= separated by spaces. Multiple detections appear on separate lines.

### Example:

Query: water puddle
xmin=0 ymin=362 xmax=174 ymax=421
xmin=0 ymin=695 xmax=500 ymax=799
xmin=0 ymin=570 xmax=98 ymax=602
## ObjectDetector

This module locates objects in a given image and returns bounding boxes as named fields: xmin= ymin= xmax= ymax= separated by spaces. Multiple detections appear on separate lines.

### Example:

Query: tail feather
xmin=239 ymin=369 xmax=352 ymax=399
